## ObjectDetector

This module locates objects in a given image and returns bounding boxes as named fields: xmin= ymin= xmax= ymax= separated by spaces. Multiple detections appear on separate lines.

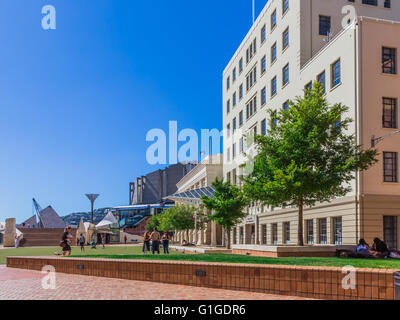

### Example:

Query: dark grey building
xmin=129 ymin=163 xmax=196 ymax=205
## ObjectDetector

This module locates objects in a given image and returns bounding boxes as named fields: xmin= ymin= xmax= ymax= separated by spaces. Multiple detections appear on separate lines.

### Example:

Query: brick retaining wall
xmin=6 ymin=256 xmax=397 ymax=300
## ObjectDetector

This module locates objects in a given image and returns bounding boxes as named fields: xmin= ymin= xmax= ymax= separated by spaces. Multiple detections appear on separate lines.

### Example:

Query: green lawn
xmin=2 ymin=245 xmax=400 ymax=269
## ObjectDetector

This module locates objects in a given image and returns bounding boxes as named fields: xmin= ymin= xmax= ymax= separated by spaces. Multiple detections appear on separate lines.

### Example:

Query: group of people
xmin=143 ymin=228 xmax=171 ymax=255
xmin=356 ymin=237 xmax=400 ymax=259
xmin=59 ymin=226 xmax=107 ymax=256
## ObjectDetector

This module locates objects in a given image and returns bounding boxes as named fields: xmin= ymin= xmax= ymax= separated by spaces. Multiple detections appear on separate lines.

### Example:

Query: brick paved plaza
xmin=0 ymin=265 xmax=308 ymax=300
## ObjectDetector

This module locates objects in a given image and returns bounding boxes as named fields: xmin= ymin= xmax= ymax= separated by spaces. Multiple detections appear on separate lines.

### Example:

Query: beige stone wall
xmin=3 ymin=218 xmax=17 ymax=247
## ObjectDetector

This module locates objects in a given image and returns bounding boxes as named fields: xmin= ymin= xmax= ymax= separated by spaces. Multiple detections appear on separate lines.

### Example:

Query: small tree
xmin=201 ymin=178 xmax=248 ymax=249
xmin=158 ymin=204 xmax=196 ymax=232
xmin=145 ymin=214 xmax=161 ymax=232
xmin=242 ymin=83 xmax=378 ymax=246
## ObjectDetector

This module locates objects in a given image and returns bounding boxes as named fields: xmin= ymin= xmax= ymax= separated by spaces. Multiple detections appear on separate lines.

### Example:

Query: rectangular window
xmin=383 ymin=152 xmax=398 ymax=182
xmin=261 ymin=56 xmax=266 ymax=73
xmin=317 ymin=71 xmax=326 ymax=94
xmin=331 ymin=59 xmax=341 ymax=87
xmin=226 ymin=100 xmax=230 ymax=114
xmin=272 ymin=224 xmax=278 ymax=245
xmin=233 ymin=228 xmax=237 ymax=245
xmin=362 ymin=0 xmax=377 ymax=5
xmin=282 ymin=27 xmax=289 ymax=50
xmin=283 ymin=100 xmax=289 ymax=111
xmin=284 ymin=222 xmax=290 ymax=244
xmin=246 ymin=66 xmax=257 ymax=91
xmin=239 ymin=84 xmax=243 ymax=99
xmin=271 ymin=9 xmax=277 ymax=30
xmin=261 ymin=87 xmax=266 ymax=105
xmin=240 ymin=136 xmax=244 ymax=153
xmin=261 ymin=25 xmax=266 ymax=43
xmin=239 ymin=227 xmax=244 ymax=244
xmin=239 ymin=111 xmax=243 ymax=126
xmin=319 ymin=218 xmax=327 ymax=244
xmin=232 ymin=68 xmax=236 ymax=82
xmin=283 ymin=0 xmax=289 ymax=14
xmin=271 ymin=42 xmax=277 ymax=63
xmin=383 ymin=216 xmax=397 ymax=249
xmin=333 ymin=217 xmax=342 ymax=245
xmin=305 ymin=81 xmax=312 ymax=93
xmin=232 ymin=143 xmax=236 ymax=159
xmin=383 ymin=98 xmax=397 ymax=128
xmin=239 ymin=58 xmax=243 ymax=73
xmin=226 ymin=123 xmax=231 ymax=137
xmin=382 ymin=47 xmax=397 ymax=74
xmin=261 ymin=119 xmax=266 ymax=135
xmin=246 ymin=95 xmax=257 ymax=119
xmin=319 ymin=15 xmax=331 ymax=36
xmin=384 ymin=0 xmax=391 ymax=8
xmin=271 ymin=76 xmax=277 ymax=96
xmin=307 ymin=220 xmax=314 ymax=244
xmin=233 ymin=92 xmax=237 ymax=107
xmin=262 ymin=224 xmax=267 ymax=245
xmin=282 ymin=63 xmax=289 ymax=86
xmin=227 ymin=76 xmax=230 ymax=90
xmin=233 ymin=117 xmax=237 ymax=133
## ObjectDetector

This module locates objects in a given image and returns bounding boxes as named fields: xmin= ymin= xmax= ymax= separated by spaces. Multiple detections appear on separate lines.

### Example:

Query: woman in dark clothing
xmin=372 ymin=238 xmax=389 ymax=258
xmin=143 ymin=231 xmax=151 ymax=254
xmin=162 ymin=232 xmax=170 ymax=254
xmin=62 ymin=226 xmax=73 ymax=256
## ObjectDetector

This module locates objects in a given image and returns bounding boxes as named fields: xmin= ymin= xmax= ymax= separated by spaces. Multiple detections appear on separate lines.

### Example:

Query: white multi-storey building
xmin=222 ymin=0 xmax=400 ymax=252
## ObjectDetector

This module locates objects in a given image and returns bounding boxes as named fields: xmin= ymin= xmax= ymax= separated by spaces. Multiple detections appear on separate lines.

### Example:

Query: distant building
xmin=129 ymin=163 xmax=196 ymax=205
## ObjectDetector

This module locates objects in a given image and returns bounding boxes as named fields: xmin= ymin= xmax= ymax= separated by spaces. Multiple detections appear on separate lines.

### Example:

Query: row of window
xmin=226 ymin=0 xmax=290 ymax=91
xmin=232 ymin=217 xmax=343 ymax=245
xmin=348 ymin=0 xmax=391 ymax=9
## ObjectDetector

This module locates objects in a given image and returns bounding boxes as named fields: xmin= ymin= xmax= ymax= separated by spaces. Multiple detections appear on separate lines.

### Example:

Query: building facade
xmin=168 ymin=155 xmax=224 ymax=246
xmin=222 ymin=0 xmax=400 ymax=249
xmin=129 ymin=162 xmax=196 ymax=205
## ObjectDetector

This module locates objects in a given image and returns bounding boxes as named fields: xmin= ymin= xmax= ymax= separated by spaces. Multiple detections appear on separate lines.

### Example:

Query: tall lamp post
xmin=86 ymin=194 xmax=99 ymax=224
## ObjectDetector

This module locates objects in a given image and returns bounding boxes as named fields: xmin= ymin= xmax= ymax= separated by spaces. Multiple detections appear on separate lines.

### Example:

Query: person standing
xmin=143 ymin=231 xmax=151 ymax=254
xmin=15 ymin=236 xmax=19 ymax=249
xmin=150 ymin=228 xmax=161 ymax=255
xmin=79 ymin=233 xmax=86 ymax=252
xmin=162 ymin=232 xmax=170 ymax=254
xmin=62 ymin=226 xmax=73 ymax=256
xmin=101 ymin=235 xmax=106 ymax=249
xmin=124 ymin=235 xmax=127 ymax=245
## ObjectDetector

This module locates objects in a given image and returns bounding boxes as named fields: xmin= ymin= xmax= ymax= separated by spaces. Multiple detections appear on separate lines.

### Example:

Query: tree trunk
xmin=298 ymin=198 xmax=304 ymax=246
xmin=226 ymin=229 xmax=231 ymax=250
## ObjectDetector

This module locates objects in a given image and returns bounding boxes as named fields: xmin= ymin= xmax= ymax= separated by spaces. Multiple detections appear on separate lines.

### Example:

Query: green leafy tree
xmin=201 ymin=178 xmax=248 ymax=249
xmin=158 ymin=204 xmax=196 ymax=232
xmin=145 ymin=214 xmax=161 ymax=232
xmin=242 ymin=83 xmax=378 ymax=246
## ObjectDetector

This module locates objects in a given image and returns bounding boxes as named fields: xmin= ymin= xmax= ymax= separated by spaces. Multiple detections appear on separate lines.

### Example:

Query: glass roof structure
xmin=167 ymin=186 xmax=216 ymax=201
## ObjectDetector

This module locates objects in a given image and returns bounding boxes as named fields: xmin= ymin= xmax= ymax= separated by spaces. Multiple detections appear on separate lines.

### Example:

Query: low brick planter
xmin=6 ymin=256 xmax=397 ymax=300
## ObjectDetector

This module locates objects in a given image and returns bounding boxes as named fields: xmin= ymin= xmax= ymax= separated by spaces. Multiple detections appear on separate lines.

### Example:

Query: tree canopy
xmin=242 ymin=83 xmax=378 ymax=245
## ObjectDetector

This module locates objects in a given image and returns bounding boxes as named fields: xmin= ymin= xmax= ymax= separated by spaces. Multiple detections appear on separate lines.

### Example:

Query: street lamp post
xmin=371 ymin=130 xmax=400 ymax=148
xmin=85 ymin=194 xmax=99 ymax=224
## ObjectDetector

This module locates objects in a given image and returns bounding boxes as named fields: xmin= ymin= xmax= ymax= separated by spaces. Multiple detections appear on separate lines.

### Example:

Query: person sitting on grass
xmin=372 ymin=238 xmax=389 ymax=258
xmin=356 ymin=239 xmax=376 ymax=258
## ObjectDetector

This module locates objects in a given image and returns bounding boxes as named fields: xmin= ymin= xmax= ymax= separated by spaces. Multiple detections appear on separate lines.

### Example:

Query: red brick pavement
xmin=0 ymin=265 xmax=309 ymax=300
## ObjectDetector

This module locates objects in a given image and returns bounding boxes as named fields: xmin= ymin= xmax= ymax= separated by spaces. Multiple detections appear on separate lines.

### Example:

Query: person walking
xmin=143 ymin=231 xmax=151 ymax=254
xmin=101 ymin=235 xmax=106 ymax=249
xmin=79 ymin=233 xmax=86 ymax=252
xmin=124 ymin=235 xmax=127 ymax=245
xmin=150 ymin=228 xmax=161 ymax=255
xmin=61 ymin=226 xmax=73 ymax=256
xmin=162 ymin=231 xmax=170 ymax=254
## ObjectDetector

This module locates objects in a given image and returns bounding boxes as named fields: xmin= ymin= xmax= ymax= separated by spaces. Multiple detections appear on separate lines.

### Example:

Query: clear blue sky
xmin=0 ymin=0 xmax=268 ymax=222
